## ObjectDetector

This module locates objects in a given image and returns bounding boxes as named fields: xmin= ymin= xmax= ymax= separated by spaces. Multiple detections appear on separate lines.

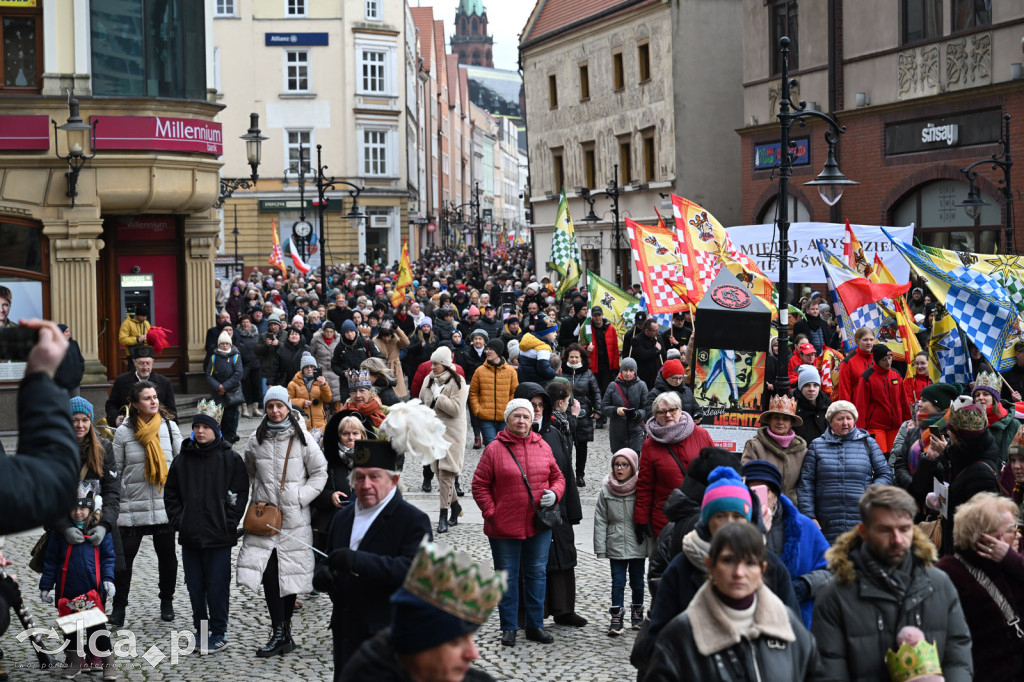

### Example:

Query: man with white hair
xmin=313 ymin=438 xmax=433 ymax=678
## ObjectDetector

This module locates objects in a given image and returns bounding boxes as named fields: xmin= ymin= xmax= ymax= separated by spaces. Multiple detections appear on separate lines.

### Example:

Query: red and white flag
xmin=288 ymin=237 xmax=311 ymax=274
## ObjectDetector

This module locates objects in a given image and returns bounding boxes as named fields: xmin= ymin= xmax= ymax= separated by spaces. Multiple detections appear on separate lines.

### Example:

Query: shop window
xmin=0 ymin=221 xmax=43 ymax=273
xmin=952 ymin=0 xmax=990 ymax=32
xmin=902 ymin=0 xmax=942 ymax=44
xmin=91 ymin=0 xmax=206 ymax=100
xmin=1 ymin=3 xmax=42 ymax=91
xmin=893 ymin=179 xmax=999 ymax=253
xmin=770 ymin=0 xmax=798 ymax=75
xmin=0 ymin=220 xmax=49 ymax=381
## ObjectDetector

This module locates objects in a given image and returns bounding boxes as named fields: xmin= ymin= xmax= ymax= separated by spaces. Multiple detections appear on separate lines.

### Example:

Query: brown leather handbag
xmin=243 ymin=438 xmax=292 ymax=536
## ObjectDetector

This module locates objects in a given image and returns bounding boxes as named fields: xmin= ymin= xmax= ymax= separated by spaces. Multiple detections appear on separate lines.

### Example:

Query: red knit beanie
xmin=662 ymin=359 xmax=685 ymax=378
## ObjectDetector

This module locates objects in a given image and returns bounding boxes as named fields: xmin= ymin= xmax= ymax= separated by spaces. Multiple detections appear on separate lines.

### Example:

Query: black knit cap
xmin=486 ymin=338 xmax=505 ymax=356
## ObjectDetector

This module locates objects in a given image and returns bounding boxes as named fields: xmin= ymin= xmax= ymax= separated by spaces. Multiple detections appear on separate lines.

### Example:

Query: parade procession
xmin=2 ymin=0 xmax=1024 ymax=681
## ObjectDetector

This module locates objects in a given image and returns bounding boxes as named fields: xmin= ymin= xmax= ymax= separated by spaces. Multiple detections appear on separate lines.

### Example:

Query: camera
xmin=0 ymin=327 xmax=38 ymax=362
xmin=625 ymin=408 xmax=641 ymax=421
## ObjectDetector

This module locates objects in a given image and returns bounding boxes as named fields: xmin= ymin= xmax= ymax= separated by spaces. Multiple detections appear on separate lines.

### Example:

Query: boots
xmin=455 ymin=478 xmax=465 ymax=497
xmin=607 ymin=607 xmax=624 ymax=636
xmin=61 ymin=650 xmax=82 ymax=679
xmin=421 ymin=465 xmax=433 ymax=493
xmin=108 ymin=604 xmax=125 ymax=628
xmin=253 ymin=403 xmax=264 ymax=418
xmin=449 ymin=500 xmax=462 ymax=526
xmin=473 ymin=434 xmax=482 ymax=449
xmin=160 ymin=598 xmax=174 ymax=622
xmin=630 ymin=604 xmax=644 ymax=629
xmin=437 ymin=510 xmax=449 ymax=534
xmin=241 ymin=403 xmax=252 ymax=418
xmin=98 ymin=653 xmax=119 ymax=681
xmin=256 ymin=622 xmax=295 ymax=657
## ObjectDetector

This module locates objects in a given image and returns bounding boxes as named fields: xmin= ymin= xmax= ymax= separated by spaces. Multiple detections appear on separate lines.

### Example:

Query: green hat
xmin=920 ymin=383 xmax=961 ymax=411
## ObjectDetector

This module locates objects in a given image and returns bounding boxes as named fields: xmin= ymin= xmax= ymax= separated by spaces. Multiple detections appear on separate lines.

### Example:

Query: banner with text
xmin=726 ymin=223 xmax=915 ymax=283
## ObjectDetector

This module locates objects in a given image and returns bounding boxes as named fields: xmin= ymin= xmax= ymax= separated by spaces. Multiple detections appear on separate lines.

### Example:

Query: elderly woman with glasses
xmin=634 ymin=392 xmax=713 ymax=545
xmin=937 ymin=492 xmax=1024 ymax=680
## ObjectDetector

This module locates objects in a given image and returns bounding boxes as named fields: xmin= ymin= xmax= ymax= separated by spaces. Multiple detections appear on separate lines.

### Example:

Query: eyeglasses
xmin=612 ymin=462 xmax=632 ymax=468
xmin=655 ymin=408 xmax=680 ymax=417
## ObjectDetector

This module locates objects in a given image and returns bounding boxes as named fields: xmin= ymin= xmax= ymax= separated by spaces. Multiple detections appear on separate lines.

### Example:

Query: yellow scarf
xmin=135 ymin=414 xmax=168 ymax=492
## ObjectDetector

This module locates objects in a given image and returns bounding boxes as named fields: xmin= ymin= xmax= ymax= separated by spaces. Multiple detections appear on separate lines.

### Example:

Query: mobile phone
xmin=752 ymin=484 xmax=770 ymax=510
xmin=0 ymin=327 xmax=38 ymax=362
xmin=313 ymin=367 xmax=322 ymax=379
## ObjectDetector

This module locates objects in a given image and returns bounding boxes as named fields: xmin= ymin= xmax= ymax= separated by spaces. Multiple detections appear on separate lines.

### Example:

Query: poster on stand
xmin=0 ymin=278 xmax=44 ymax=381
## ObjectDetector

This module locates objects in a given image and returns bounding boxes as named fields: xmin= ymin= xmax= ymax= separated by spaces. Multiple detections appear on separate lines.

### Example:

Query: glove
xmin=328 ymin=547 xmax=356 ymax=573
xmin=62 ymin=527 xmax=85 ymax=545
xmin=430 ymin=382 xmax=443 ymax=398
xmin=539 ymin=489 xmax=557 ymax=508
xmin=40 ymin=590 xmax=52 ymax=604
xmin=103 ymin=581 xmax=116 ymax=600
xmin=634 ymin=523 xmax=650 ymax=545
xmin=226 ymin=491 xmax=238 ymax=506
xmin=87 ymin=526 xmax=107 ymax=546
xmin=793 ymin=578 xmax=810 ymax=602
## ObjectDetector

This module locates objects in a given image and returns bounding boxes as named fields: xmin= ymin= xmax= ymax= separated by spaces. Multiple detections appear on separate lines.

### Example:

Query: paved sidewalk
xmin=0 ymin=413 xmax=642 ymax=681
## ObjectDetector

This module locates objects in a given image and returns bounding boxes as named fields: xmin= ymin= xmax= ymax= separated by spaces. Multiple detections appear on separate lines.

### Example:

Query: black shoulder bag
xmin=500 ymin=443 xmax=561 ymax=531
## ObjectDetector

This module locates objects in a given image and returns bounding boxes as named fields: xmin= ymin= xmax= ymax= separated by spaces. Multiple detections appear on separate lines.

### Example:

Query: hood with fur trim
xmin=824 ymin=525 xmax=937 ymax=585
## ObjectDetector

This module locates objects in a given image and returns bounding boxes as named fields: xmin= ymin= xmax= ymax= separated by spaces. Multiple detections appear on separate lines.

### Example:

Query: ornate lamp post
xmin=958 ymin=114 xmax=1015 ymax=254
xmin=579 ymin=164 xmax=622 ymax=286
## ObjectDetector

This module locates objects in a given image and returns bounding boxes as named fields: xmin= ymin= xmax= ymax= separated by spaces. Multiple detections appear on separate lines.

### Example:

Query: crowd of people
xmin=5 ymin=246 xmax=1024 ymax=681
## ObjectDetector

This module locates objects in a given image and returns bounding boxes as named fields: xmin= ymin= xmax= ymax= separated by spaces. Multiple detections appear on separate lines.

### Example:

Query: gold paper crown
xmin=195 ymin=398 xmax=224 ymax=424
xmin=886 ymin=638 xmax=942 ymax=682
xmin=346 ymin=368 xmax=373 ymax=390
xmin=403 ymin=540 xmax=507 ymax=625
xmin=974 ymin=370 xmax=1002 ymax=395
xmin=767 ymin=394 xmax=798 ymax=417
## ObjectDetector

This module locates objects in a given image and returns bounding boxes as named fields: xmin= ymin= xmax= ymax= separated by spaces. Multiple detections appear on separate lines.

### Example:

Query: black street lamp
xmin=52 ymin=90 xmax=97 ymax=209
xmin=774 ymin=35 xmax=857 ymax=396
xmin=214 ymin=112 xmax=267 ymax=209
xmin=579 ymin=164 xmax=622 ymax=286
xmin=958 ymin=113 xmax=1015 ymax=253
xmin=443 ymin=186 xmax=482 ymax=268
xmin=288 ymin=142 xmax=314 ymax=262
xmin=232 ymin=205 xmax=240 ymax=279
xmin=313 ymin=143 xmax=365 ymax=285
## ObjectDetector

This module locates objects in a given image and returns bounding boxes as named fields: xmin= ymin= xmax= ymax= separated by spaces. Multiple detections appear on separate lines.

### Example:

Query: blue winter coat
xmin=798 ymin=427 xmax=893 ymax=543
xmin=39 ymin=526 xmax=115 ymax=605
xmin=205 ymin=346 xmax=243 ymax=398
xmin=773 ymin=493 xmax=830 ymax=628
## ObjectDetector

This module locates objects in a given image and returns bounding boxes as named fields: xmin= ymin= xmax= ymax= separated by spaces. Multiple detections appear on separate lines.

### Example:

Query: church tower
xmin=451 ymin=0 xmax=493 ymax=68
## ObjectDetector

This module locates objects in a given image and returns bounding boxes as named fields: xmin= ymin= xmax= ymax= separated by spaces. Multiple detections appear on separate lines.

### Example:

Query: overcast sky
xmin=413 ymin=0 xmax=536 ymax=72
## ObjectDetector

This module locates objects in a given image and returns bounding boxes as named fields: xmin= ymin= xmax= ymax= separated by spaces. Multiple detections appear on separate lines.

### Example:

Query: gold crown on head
xmin=974 ymin=370 xmax=1001 ymax=395
xmin=768 ymin=394 xmax=798 ymax=417
xmin=403 ymin=540 xmax=507 ymax=625
xmin=886 ymin=638 xmax=942 ymax=682
xmin=195 ymin=398 xmax=224 ymax=424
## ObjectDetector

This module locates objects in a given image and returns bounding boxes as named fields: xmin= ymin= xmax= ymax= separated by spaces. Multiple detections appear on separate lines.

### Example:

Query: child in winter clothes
xmin=594 ymin=447 xmax=650 ymax=635
xmin=39 ymin=480 xmax=117 ymax=680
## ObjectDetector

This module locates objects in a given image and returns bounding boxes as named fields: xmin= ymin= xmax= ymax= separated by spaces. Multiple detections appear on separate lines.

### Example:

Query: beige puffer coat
xmin=113 ymin=418 xmax=182 ymax=527
xmin=420 ymin=370 xmax=469 ymax=474
xmin=236 ymin=419 xmax=328 ymax=597
xmin=374 ymin=327 xmax=410 ymax=397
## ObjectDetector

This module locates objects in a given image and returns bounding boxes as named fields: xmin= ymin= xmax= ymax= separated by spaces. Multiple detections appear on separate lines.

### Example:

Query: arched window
xmin=757 ymin=194 xmax=811 ymax=224
xmin=472 ymin=50 xmax=480 ymax=65
xmin=892 ymin=179 xmax=1000 ymax=253
xmin=470 ymin=17 xmax=477 ymax=35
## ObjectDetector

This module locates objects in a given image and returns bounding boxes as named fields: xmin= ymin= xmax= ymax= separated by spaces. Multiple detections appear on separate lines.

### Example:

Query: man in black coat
xmin=313 ymin=440 xmax=432 ymax=680
xmin=104 ymin=345 xmax=177 ymax=426
xmin=162 ymin=401 xmax=249 ymax=652
xmin=558 ymin=302 xmax=588 ymax=349
xmin=204 ymin=310 xmax=231 ymax=365
xmin=0 ymin=319 xmax=79 ymax=536
xmin=630 ymin=318 xmax=667 ymax=390
xmin=53 ymin=323 xmax=86 ymax=395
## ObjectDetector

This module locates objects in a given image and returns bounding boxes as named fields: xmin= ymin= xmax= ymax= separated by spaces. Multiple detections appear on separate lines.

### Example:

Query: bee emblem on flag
xmin=644 ymin=234 xmax=670 ymax=256
xmin=689 ymin=211 xmax=715 ymax=242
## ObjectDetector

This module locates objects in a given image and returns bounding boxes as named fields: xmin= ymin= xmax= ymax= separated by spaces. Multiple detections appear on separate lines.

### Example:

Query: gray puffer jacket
xmin=593 ymin=485 xmax=650 ymax=560
xmin=113 ymin=418 xmax=182 ymax=527
xmin=601 ymin=376 xmax=649 ymax=453
xmin=798 ymin=427 xmax=893 ymax=543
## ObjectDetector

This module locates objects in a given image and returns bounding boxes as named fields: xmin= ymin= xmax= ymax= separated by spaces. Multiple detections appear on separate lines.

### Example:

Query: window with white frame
xmin=360 ymin=50 xmax=386 ymax=94
xmin=286 ymin=130 xmax=312 ymax=174
xmin=362 ymin=129 xmax=389 ymax=176
xmin=285 ymin=50 xmax=310 ymax=92
xmin=365 ymin=0 xmax=380 ymax=21
xmin=215 ymin=0 xmax=235 ymax=17
xmin=286 ymin=0 xmax=306 ymax=17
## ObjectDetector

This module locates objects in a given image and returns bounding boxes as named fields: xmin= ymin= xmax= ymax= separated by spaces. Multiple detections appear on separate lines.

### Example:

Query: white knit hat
xmin=504 ymin=398 xmax=534 ymax=423
xmin=825 ymin=400 xmax=858 ymax=423
xmin=217 ymin=331 xmax=232 ymax=346
xmin=430 ymin=346 xmax=454 ymax=368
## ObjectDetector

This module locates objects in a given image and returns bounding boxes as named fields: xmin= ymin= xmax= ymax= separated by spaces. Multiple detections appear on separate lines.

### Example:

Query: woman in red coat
xmin=472 ymin=398 xmax=565 ymax=648
xmin=853 ymin=344 xmax=910 ymax=454
xmin=835 ymin=327 xmax=875 ymax=401
xmin=634 ymin=392 xmax=713 ymax=541
xmin=902 ymin=351 xmax=931 ymax=414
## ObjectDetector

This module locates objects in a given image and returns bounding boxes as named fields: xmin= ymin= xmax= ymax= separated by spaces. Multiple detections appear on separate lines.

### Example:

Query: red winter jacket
xmin=902 ymin=373 xmax=931 ymax=411
xmin=854 ymin=363 xmax=911 ymax=432
xmin=472 ymin=428 xmax=566 ymax=540
xmin=589 ymin=322 xmax=620 ymax=374
xmin=634 ymin=426 xmax=714 ymax=537
xmin=410 ymin=359 xmax=464 ymax=399
xmin=835 ymin=347 xmax=872 ymax=402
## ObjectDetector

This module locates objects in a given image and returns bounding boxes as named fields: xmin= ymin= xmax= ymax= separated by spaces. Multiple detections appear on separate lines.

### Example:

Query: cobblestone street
xmin=2 ymin=413 xmax=640 ymax=681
